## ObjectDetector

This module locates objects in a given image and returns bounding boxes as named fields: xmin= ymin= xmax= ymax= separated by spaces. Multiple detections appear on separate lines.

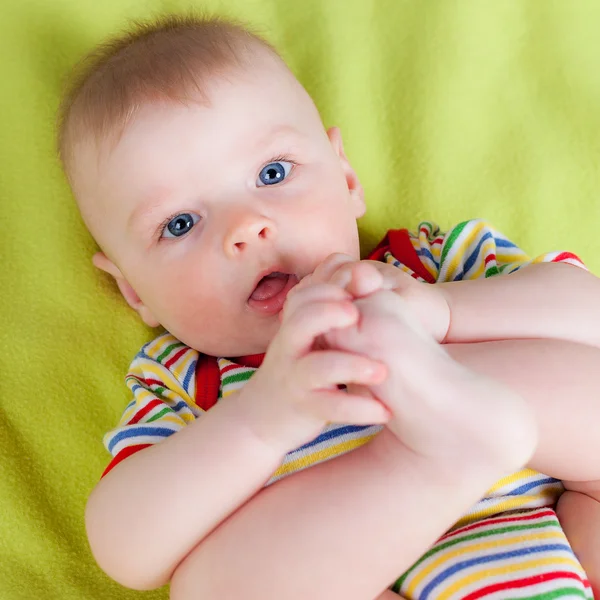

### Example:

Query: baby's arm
xmin=440 ymin=261 xmax=600 ymax=347
xmin=86 ymin=284 xmax=389 ymax=590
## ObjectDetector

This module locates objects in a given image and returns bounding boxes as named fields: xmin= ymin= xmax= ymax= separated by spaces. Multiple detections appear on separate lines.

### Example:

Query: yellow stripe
xmin=484 ymin=468 xmax=539 ymax=494
xmin=496 ymin=249 xmax=529 ymax=264
xmin=272 ymin=435 xmax=376 ymax=478
xmin=467 ymin=239 xmax=497 ymax=280
xmin=169 ymin=351 xmax=197 ymax=381
xmin=120 ymin=406 xmax=137 ymax=424
xmin=411 ymin=234 xmax=440 ymax=280
xmin=145 ymin=334 xmax=179 ymax=357
xmin=436 ymin=556 xmax=581 ymax=600
xmin=136 ymin=362 xmax=194 ymax=405
xmin=405 ymin=530 xmax=564 ymax=597
xmin=443 ymin=221 xmax=488 ymax=281
xmin=158 ymin=413 xmax=193 ymax=425
xmin=455 ymin=489 xmax=561 ymax=528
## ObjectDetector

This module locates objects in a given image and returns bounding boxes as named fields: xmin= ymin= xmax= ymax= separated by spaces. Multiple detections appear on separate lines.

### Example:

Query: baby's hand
xmin=239 ymin=282 xmax=390 ymax=455
xmin=297 ymin=254 xmax=451 ymax=342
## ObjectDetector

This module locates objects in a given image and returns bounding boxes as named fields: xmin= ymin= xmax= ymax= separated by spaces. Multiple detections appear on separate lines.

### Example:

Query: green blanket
xmin=2 ymin=1 xmax=599 ymax=598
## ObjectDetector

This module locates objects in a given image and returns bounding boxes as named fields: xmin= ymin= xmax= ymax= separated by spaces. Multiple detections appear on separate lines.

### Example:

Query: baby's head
xmin=59 ymin=14 xmax=365 ymax=356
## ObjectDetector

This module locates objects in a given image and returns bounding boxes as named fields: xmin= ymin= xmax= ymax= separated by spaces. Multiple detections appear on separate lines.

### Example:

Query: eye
xmin=256 ymin=161 xmax=293 ymax=187
xmin=161 ymin=212 xmax=201 ymax=239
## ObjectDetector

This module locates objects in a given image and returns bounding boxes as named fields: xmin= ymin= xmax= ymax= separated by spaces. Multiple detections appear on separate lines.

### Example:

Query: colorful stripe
xmin=393 ymin=508 xmax=591 ymax=600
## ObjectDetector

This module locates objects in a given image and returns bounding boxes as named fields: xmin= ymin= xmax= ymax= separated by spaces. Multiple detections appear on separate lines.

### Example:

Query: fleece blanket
xmin=1 ymin=1 xmax=600 ymax=598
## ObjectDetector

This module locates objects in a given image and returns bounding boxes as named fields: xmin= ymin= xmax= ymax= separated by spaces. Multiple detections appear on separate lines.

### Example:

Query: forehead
xmin=71 ymin=58 xmax=324 ymax=236
xmin=103 ymin=60 xmax=317 ymax=169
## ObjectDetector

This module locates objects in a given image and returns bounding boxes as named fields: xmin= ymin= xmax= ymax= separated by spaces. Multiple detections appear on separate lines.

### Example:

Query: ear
xmin=92 ymin=252 xmax=161 ymax=328
xmin=327 ymin=126 xmax=366 ymax=218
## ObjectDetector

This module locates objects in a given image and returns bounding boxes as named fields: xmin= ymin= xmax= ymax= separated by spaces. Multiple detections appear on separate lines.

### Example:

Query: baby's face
xmin=75 ymin=53 xmax=365 ymax=355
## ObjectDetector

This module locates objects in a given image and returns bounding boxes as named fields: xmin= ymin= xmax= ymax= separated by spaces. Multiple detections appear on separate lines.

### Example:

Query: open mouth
xmin=248 ymin=271 xmax=299 ymax=315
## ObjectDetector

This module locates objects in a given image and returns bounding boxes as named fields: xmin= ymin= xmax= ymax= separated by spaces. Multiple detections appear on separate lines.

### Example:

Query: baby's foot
xmin=325 ymin=290 xmax=537 ymax=477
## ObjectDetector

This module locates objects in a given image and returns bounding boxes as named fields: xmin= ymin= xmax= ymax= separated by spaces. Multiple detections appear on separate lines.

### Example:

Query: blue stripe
xmin=416 ymin=248 xmax=438 ymax=268
xmin=495 ymin=237 xmax=518 ymax=248
xmin=505 ymin=477 xmax=562 ymax=497
xmin=108 ymin=426 xmax=176 ymax=453
xmin=420 ymin=543 xmax=572 ymax=600
xmin=454 ymin=231 xmax=493 ymax=281
xmin=291 ymin=424 xmax=375 ymax=454
xmin=170 ymin=399 xmax=189 ymax=413
xmin=182 ymin=358 xmax=197 ymax=392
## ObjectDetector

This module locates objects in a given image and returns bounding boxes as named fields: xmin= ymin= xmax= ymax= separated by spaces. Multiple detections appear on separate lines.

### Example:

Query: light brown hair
xmin=57 ymin=13 xmax=277 ymax=177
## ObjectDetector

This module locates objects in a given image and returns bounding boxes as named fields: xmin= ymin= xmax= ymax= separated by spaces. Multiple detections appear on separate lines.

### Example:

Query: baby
xmin=58 ymin=15 xmax=600 ymax=600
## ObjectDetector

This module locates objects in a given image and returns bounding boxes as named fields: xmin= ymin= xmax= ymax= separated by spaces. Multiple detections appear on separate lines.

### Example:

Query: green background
xmin=1 ymin=1 xmax=600 ymax=598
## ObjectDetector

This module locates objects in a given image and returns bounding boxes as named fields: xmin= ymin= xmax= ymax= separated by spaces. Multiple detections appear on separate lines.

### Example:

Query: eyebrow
xmin=251 ymin=124 xmax=300 ymax=150
xmin=127 ymin=125 xmax=302 ymax=234
xmin=127 ymin=195 xmax=173 ymax=235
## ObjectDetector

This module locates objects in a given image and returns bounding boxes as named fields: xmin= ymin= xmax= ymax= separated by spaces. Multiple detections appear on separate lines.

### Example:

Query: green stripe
xmin=485 ymin=265 xmax=500 ymax=278
xmin=439 ymin=220 xmax=469 ymax=268
xmin=393 ymin=518 xmax=557 ymax=591
xmin=507 ymin=587 xmax=590 ymax=600
xmin=222 ymin=370 xmax=255 ymax=387
xmin=157 ymin=342 xmax=185 ymax=363
xmin=147 ymin=407 xmax=172 ymax=423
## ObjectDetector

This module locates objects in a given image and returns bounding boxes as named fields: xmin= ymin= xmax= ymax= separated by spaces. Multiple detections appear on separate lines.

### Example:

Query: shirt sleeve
xmin=402 ymin=219 xmax=586 ymax=283
xmin=101 ymin=334 xmax=203 ymax=477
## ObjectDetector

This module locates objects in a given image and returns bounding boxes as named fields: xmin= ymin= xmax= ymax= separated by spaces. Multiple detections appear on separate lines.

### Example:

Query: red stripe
xmin=127 ymin=399 xmax=164 ymax=425
xmin=366 ymin=229 xmax=436 ymax=283
xmin=552 ymin=251 xmax=581 ymax=263
xmin=462 ymin=570 xmax=590 ymax=600
xmin=132 ymin=377 xmax=164 ymax=388
xmin=231 ymin=354 xmax=265 ymax=368
xmin=220 ymin=363 xmax=241 ymax=375
xmin=440 ymin=508 xmax=556 ymax=540
xmin=484 ymin=253 xmax=496 ymax=265
xmin=101 ymin=444 xmax=152 ymax=478
xmin=164 ymin=346 xmax=189 ymax=369
xmin=194 ymin=354 xmax=221 ymax=411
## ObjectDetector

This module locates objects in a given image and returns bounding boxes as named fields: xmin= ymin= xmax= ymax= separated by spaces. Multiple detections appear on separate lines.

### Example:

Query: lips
xmin=248 ymin=271 xmax=299 ymax=315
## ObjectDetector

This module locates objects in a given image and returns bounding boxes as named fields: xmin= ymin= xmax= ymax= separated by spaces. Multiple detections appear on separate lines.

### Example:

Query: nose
xmin=223 ymin=209 xmax=277 ymax=257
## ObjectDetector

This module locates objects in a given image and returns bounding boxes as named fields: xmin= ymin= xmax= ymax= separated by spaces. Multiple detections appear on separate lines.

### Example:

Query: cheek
xmin=135 ymin=258 xmax=216 ymax=327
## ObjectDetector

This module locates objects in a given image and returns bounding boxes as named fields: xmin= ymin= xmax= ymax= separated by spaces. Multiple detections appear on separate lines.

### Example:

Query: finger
xmin=339 ymin=262 xmax=384 ymax=298
xmin=362 ymin=261 xmax=417 ymax=292
xmin=304 ymin=389 xmax=391 ymax=425
xmin=282 ymin=282 xmax=352 ymax=322
xmin=309 ymin=253 xmax=356 ymax=285
xmin=296 ymin=350 xmax=388 ymax=390
xmin=277 ymin=300 xmax=360 ymax=357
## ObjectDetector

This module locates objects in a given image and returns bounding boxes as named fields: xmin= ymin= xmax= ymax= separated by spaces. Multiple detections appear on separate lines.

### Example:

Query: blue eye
xmin=161 ymin=212 xmax=201 ymax=239
xmin=257 ymin=161 xmax=293 ymax=187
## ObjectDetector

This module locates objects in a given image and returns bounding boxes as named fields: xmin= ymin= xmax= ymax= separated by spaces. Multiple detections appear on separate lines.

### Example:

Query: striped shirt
xmin=103 ymin=220 xmax=591 ymax=599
